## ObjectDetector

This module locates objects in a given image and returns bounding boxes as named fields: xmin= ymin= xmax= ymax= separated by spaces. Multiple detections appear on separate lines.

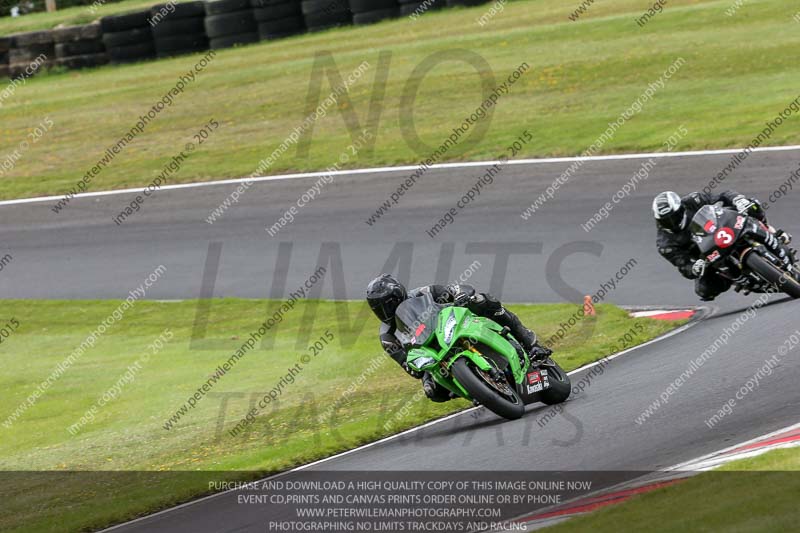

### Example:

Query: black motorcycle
xmin=690 ymin=202 xmax=800 ymax=298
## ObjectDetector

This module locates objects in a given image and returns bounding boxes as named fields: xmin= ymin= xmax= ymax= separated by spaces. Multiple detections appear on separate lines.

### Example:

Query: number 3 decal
xmin=714 ymin=227 xmax=735 ymax=248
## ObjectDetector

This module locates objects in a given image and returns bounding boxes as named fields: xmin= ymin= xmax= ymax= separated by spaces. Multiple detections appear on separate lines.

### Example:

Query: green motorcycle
xmin=398 ymin=293 xmax=571 ymax=420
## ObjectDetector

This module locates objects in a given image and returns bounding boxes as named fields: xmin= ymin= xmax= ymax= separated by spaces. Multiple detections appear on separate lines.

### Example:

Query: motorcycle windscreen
xmin=394 ymin=293 xmax=443 ymax=347
xmin=689 ymin=204 xmax=720 ymax=237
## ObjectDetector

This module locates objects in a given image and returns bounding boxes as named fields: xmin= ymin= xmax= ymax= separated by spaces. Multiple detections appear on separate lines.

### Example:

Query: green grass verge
xmin=2 ymin=0 xmax=800 ymax=200
xmin=546 ymin=447 xmax=800 ymax=532
xmin=0 ymin=298 xmax=679 ymax=531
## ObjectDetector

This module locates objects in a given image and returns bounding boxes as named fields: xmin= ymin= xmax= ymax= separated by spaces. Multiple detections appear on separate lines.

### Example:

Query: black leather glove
xmin=447 ymin=284 xmax=474 ymax=306
xmin=691 ymin=259 xmax=707 ymax=278
xmin=733 ymin=195 xmax=766 ymax=221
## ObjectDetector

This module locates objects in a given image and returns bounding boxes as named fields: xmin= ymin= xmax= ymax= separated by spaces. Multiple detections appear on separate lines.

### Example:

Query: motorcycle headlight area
xmin=443 ymin=312 xmax=458 ymax=344
xmin=409 ymin=356 xmax=437 ymax=371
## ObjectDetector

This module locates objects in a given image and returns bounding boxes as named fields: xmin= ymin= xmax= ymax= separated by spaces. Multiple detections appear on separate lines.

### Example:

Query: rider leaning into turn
xmin=366 ymin=274 xmax=552 ymax=402
xmin=652 ymin=189 xmax=794 ymax=301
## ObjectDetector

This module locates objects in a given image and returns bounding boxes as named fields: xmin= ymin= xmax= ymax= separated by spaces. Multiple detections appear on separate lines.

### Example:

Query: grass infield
xmin=0 ymin=298 xmax=680 ymax=531
xmin=1 ymin=0 xmax=799 ymax=200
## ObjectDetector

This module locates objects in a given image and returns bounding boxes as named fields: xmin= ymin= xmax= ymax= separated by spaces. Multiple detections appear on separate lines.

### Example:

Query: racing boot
xmin=422 ymin=372 xmax=452 ymax=403
xmin=497 ymin=309 xmax=551 ymax=363
xmin=473 ymin=294 xmax=553 ymax=364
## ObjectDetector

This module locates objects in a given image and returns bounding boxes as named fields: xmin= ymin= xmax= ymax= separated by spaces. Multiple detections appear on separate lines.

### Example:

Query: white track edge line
xmin=6 ymin=144 xmax=800 ymax=207
xmin=100 ymin=310 xmax=703 ymax=531
xmin=667 ymin=420 xmax=800 ymax=471
xmin=517 ymin=419 xmax=800 ymax=528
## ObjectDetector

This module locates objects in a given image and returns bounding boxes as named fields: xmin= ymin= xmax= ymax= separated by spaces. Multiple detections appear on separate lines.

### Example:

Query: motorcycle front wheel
xmin=451 ymin=358 xmax=524 ymax=420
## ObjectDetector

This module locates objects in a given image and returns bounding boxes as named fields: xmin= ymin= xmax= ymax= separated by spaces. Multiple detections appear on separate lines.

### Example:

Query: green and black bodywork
xmin=397 ymin=293 xmax=571 ymax=420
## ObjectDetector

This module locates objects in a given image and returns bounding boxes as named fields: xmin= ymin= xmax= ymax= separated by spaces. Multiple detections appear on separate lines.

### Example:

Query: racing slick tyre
xmin=451 ymin=358 xmax=524 ymax=420
xmin=538 ymin=359 xmax=571 ymax=405
xmin=745 ymin=252 xmax=800 ymax=299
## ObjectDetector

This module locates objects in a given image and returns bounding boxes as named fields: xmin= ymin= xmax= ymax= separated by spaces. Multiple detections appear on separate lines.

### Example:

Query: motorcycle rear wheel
xmin=745 ymin=252 xmax=800 ymax=299
xmin=451 ymin=358 xmax=525 ymax=420
xmin=538 ymin=359 xmax=572 ymax=405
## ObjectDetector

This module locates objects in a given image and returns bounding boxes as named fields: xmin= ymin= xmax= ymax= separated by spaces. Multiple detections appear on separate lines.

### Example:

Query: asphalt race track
xmin=2 ymin=148 xmax=799 ymax=531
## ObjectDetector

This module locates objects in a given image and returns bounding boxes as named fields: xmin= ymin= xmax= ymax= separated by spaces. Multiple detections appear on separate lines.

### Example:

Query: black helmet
xmin=652 ymin=191 xmax=687 ymax=232
xmin=366 ymin=274 xmax=407 ymax=323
